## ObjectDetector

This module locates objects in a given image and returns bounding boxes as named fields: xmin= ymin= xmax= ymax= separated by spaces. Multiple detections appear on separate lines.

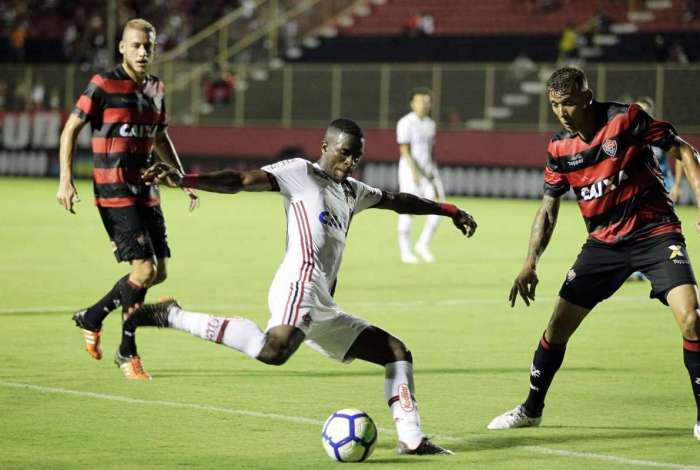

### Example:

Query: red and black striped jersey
xmin=72 ymin=64 xmax=167 ymax=208
xmin=543 ymin=101 xmax=681 ymax=244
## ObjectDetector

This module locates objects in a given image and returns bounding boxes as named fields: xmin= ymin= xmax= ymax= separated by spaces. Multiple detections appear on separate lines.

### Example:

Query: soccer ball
xmin=321 ymin=409 xmax=377 ymax=462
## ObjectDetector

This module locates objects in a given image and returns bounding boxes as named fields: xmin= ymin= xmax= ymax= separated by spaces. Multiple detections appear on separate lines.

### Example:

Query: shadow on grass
xmin=150 ymin=366 xmax=627 ymax=379
xmin=444 ymin=426 xmax=689 ymax=453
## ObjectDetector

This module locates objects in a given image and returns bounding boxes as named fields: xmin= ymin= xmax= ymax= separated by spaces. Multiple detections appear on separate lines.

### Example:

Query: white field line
xmin=517 ymin=446 xmax=700 ymax=470
xmin=1 ymin=381 xmax=698 ymax=469
xmin=0 ymin=295 xmax=648 ymax=315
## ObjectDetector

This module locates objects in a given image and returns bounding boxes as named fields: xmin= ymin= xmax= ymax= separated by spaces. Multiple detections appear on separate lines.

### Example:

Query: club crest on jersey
xmin=319 ymin=210 xmax=345 ymax=231
xmin=602 ymin=139 xmax=618 ymax=158
xmin=566 ymin=269 xmax=576 ymax=282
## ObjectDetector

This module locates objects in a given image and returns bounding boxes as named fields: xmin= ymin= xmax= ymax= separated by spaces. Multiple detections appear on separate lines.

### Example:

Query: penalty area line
xmin=0 ymin=381 xmax=697 ymax=469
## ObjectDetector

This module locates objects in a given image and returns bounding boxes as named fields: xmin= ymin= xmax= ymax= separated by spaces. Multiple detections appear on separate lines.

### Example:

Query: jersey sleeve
xmin=348 ymin=178 xmax=383 ymax=213
xmin=543 ymin=165 xmax=569 ymax=197
xmin=72 ymin=74 xmax=106 ymax=124
xmin=396 ymin=117 xmax=411 ymax=145
xmin=260 ymin=158 xmax=311 ymax=197
xmin=628 ymin=104 xmax=678 ymax=151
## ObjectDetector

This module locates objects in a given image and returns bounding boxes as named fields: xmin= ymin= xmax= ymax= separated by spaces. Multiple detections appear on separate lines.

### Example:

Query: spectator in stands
xmin=654 ymin=35 xmax=670 ymax=62
xmin=402 ymin=12 xmax=422 ymax=37
xmin=9 ymin=19 xmax=28 ymax=61
xmin=204 ymin=63 xmax=236 ymax=106
xmin=670 ymin=42 xmax=690 ymax=63
xmin=682 ymin=0 xmax=699 ymax=22
xmin=418 ymin=12 xmax=435 ymax=36
xmin=557 ymin=22 xmax=579 ymax=63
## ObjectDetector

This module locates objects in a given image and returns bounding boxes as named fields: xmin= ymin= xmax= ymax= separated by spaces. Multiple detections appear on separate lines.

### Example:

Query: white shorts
xmin=398 ymin=158 xmax=445 ymax=200
xmin=267 ymin=280 xmax=369 ymax=363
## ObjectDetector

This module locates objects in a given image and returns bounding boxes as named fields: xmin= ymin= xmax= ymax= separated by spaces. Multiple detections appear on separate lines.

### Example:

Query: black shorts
xmin=98 ymin=205 xmax=171 ymax=263
xmin=559 ymin=233 xmax=696 ymax=309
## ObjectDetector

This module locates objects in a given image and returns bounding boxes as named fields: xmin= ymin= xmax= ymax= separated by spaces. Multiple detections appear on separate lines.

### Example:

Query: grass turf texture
xmin=1 ymin=177 xmax=699 ymax=469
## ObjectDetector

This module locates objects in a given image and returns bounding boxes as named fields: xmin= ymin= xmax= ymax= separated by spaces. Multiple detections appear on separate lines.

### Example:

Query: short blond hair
xmin=122 ymin=18 xmax=156 ymax=39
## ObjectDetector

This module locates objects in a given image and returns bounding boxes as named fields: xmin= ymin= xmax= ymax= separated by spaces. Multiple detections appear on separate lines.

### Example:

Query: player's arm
xmin=153 ymin=130 xmax=200 ymax=211
xmin=667 ymin=137 xmax=700 ymax=232
xmin=373 ymin=191 xmax=476 ymax=237
xmin=56 ymin=114 xmax=88 ymax=214
xmin=399 ymin=143 xmax=428 ymax=182
xmin=142 ymin=162 xmax=273 ymax=193
xmin=669 ymin=157 xmax=685 ymax=204
xmin=510 ymin=194 xmax=561 ymax=307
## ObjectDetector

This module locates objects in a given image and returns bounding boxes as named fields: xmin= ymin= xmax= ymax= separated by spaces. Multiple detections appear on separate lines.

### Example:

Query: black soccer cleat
xmin=397 ymin=438 xmax=454 ymax=456
xmin=126 ymin=297 xmax=180 ymax=328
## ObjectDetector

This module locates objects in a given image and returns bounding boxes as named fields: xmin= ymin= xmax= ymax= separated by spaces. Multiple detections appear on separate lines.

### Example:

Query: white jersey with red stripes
xmin=260 ymin=158 xmax=382 ymax=342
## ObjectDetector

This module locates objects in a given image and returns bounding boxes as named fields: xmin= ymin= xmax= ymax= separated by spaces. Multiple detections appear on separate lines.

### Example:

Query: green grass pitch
xmin=1 ymin=177 xmax=699 ymax=469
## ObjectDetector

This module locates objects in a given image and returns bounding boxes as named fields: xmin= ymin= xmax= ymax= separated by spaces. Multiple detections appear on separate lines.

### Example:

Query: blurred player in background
xmin=131 ymin=118 xmax=477 ymax=455
xmin=396 ymin=88 xmax=446 ymax=263
xmin=56 ymin=18 xmax=198 ymax=380
xmin=629 ymin=96 xmax=686 ymax=281
xmin=488 ymin=67 xmax=700 ymax=441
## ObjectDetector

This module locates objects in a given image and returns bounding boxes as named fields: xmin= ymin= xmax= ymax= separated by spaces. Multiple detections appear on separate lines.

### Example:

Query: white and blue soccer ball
xmin=321 ymin=408 xmax=377 ymax=462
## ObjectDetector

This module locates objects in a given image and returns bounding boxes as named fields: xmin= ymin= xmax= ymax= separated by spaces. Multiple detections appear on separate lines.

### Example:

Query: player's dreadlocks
xmin=328 ymin=118 xmax=364 ymax=140
xmin=546 ymin=66 xmax=589 ymax=95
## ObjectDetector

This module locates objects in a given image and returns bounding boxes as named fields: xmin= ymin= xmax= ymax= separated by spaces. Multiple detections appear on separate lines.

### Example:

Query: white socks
xmin=385 ymin=361 xmax=424 ymax=449
xmin=416 ymin=214 xmax=441 ymax=248
xmin=398 ymin=214 xmax=413 ymax=256
xmin=167 ymin=306 xmax=265 ymax=359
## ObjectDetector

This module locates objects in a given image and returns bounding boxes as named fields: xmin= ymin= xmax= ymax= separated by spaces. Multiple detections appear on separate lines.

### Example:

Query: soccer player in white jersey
xmin=131 ymin=118 xmax=477 ymax=455
xmin=396 ymin=88 xmax=446 ymax=263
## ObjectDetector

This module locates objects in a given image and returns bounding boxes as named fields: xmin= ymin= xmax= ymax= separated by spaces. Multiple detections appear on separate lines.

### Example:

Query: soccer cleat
xmin=487 ymin=405 xmax=542 ymax=430
xmin=114 ymin=350 xmax=151 ymax=380
xmin=414 ymin=244 xmax=435 ymax=263
xmin=397 ymin=438 xmax=454 ymax=455
xmin=127 ymin=297 xmax=179 ymax=328
xmin=401 ymin=252 xmax=420 ymax=264
xmin=694 ymin=423 xmax=700 ymax=441
xmin=72 ymin=309 xmax=102 ymax=360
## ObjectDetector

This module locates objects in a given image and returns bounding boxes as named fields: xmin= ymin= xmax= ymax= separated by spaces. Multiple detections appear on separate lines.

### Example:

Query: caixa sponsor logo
xmin=119 ymin=123 xmax=157 ymax=138
xmin=580 ymin=170 xmax=628 ymax=201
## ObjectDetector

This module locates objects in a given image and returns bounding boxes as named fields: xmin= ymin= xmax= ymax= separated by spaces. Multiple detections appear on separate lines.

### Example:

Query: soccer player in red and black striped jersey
xmin=487 ymin=67 xmax=700 ymax=441
xmin=56 ymin=18 xmax=198 ymax=380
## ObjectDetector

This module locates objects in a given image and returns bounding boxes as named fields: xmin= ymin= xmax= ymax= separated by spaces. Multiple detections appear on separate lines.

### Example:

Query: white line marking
xmin=518 ymin=445 xmax=700 ymax=470
xmin=0 ymin=296 xmax=648 ymax=315
xmin=0 ymin=380 xmax=697 ymax=469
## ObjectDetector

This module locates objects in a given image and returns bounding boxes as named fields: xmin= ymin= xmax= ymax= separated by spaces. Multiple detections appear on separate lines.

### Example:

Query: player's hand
xmin=142 ymin=162 xmax=183 ymax=188
xmin=184 ymin=187 xmax=199 ymax=211
xmin=56 ymin=180 xmax=80 ymax=214
xmin=509 ymin=265 xmax=539 ymax=307
xmin=452 ymin=209 xmax=477 ymax=237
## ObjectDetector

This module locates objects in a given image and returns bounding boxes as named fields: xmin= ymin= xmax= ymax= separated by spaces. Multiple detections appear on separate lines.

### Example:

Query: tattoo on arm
xmin=524 ymin=195 xmax=560 ymax=268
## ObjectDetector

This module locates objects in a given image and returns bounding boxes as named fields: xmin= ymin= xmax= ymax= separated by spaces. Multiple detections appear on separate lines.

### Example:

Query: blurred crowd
xmin=1 ymin=0 xmax=241 ymax=67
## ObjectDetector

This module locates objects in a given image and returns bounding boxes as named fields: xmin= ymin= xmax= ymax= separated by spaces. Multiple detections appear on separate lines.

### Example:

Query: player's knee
xmin=132 ymin=263 xmax=158 ymax=287
xmin=678 ymin=307 xmax=700 ymax=339
xmin=257 ymin=341 xmax=294 ymax=366
xmin=388 ymin=337 xmax=412 ymax=363
xmin=152 ymin=265 xmax=167 ymax=285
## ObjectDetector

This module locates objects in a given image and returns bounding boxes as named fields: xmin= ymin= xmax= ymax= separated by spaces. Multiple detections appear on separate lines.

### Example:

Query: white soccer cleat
xmin=487 ymin=405 xmax=542 ymax=430
xmin=694 ymin=423 xmax=700 ymax=441
xmin=414 ymin=244 xmax=435 ymax=263
xmin=401 ymin=252 xmax=420 ymax=264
